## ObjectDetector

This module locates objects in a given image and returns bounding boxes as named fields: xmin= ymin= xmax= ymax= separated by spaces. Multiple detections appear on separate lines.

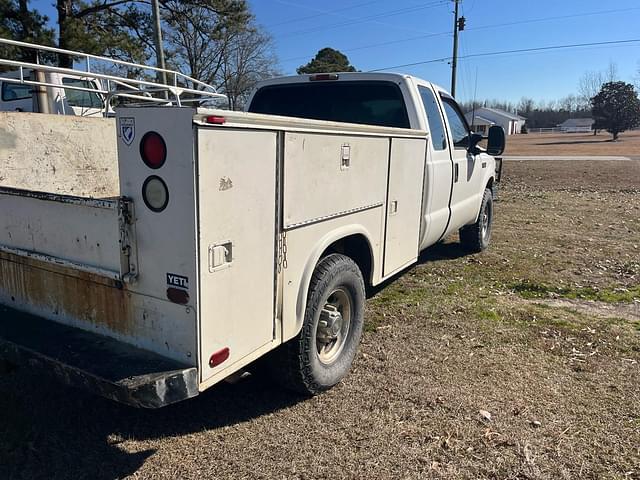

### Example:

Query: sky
xmin=32 ymin=0 xmax=640 ymax=104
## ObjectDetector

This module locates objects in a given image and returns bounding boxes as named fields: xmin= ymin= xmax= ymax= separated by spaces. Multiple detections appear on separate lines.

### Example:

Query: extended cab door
xmin=438 ymin=94 xmax=483 ymax=233
xmin=415 ymin=84 xmax=454 ymax=249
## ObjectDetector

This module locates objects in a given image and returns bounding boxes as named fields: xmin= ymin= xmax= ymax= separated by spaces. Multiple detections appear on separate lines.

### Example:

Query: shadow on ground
xmin=418 ymin=240 xmax=468 ymax=263
xmin=0 ymin=241 xmax=469 ymax=480
xmin=534 ymin=139 xmax=612 ymax=146
xmin=366 ymin=240 xmax=467 ymax=298
xmin=0 ymin=369 xmax=304 ymax=480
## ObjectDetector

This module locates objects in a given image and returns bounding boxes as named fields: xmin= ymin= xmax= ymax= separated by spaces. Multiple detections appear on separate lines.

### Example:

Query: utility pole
xmin=450 ymin=0 xmax=460 ymax=97
xmin=151 ymin=0 xmax=167 ymax=87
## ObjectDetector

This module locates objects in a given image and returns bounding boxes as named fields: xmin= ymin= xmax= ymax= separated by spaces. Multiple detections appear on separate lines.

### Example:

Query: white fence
xmin=526 ymin=127 xmax=596 ymax=134
xmin=526 ymin=127 xmax=563 ymax=134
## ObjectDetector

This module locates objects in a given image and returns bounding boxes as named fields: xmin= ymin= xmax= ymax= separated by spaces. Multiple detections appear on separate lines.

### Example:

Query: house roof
xmin=464 ymin=113 xmax=495 ymax=125
xmin=559 ymin=118 xmax=594 ymax=127
xmin=477 ymin=107 xmax=526 ymax=121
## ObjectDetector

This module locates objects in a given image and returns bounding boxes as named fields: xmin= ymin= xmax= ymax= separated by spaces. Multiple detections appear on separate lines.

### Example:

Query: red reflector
xmin=166 ymin=287 xmax=189 ymax=305
xmin=209 ymin=347 xmax=230 ymax=368
xmin=140 ymin=131 xmax=166 ymax=169
xmin=205 ymin=115 xmax=226 ymax=125
xmin=310 ymin=73 xmax=339 ymax=81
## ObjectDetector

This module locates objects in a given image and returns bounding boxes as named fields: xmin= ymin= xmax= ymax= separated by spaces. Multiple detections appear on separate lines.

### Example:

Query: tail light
xmin=140 ymin=131 xmax=166 ymax=169
xmin=142 ymin=175 xmax=169 ymax=212
xmin=205 ymin=115 xmax=226 ymax=125
xmin=309 ymin=73 xmax=339 ymax=81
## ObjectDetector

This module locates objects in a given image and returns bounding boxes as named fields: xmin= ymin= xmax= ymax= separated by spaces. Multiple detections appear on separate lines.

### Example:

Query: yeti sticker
xmin=167 ymin=273 xmax=189 ymax=290
xmin=120 ymin=117 xmax=135 ymax=146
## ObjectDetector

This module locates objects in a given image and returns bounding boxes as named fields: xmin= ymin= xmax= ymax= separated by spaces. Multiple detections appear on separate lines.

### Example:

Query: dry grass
xmin=1 ymin=160 xmax=639 ymax=479
xmin=504 ymin=130 xmax=640 ymax=157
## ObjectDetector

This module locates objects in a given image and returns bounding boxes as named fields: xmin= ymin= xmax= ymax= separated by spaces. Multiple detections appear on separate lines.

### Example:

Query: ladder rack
xmin=0 ymin=38 xmax=227 ymax=112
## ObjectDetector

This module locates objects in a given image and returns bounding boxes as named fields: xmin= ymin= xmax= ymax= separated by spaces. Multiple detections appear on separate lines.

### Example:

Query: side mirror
xmin=467 ymin=132 xmax=484 ymax=155
xmin=486 ymin=125 xmax=505 ymax=156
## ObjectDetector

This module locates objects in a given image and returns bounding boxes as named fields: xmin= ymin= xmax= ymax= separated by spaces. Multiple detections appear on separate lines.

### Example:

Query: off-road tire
xmin=271 ymin=253 xmax=365 ymax=395
xmin=460 ymin=188 xmax=493 ymax=253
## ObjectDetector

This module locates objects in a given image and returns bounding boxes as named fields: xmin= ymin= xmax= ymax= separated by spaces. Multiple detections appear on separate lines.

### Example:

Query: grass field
xmin=1 ymin=160 xmax=639 ymax=479
xmin=504 ymin=130 xmax=640 ymax=157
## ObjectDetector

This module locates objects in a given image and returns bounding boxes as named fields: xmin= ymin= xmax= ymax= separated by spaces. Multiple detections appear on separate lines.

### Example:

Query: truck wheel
xmin=273 ymin=253 xmax=365 ymax=395
xmin=460 ymin=188 xmax=493 ymax=253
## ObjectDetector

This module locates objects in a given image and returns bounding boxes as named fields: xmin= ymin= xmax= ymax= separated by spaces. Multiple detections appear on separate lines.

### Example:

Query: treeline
xmin=460 ymin=97 xmax=592 ymax=129
xmin=460 ymin=62 xmax=640 ymax=129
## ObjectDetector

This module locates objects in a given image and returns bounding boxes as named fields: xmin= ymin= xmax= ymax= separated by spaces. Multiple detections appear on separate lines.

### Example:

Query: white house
xmin=558 ymin=118 xmax=594 ymax=133
xmin=463 ymin=114 xmax=494 ymax=134
xmin=465 ymin=107 xmax=526 ymax=135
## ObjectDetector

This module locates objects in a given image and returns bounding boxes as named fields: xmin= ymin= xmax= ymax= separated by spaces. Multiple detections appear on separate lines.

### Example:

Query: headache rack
xmin=0 ymin=37 xmax=227 ymax=111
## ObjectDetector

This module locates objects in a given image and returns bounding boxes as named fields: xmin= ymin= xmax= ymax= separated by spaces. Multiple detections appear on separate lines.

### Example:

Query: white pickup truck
xmin=0 ymin=71 xmax=504 ymax=408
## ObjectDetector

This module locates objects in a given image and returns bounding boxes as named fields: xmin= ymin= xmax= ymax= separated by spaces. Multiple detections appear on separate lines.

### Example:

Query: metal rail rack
xmin=0 ymin=37 xmax=227 ymax=113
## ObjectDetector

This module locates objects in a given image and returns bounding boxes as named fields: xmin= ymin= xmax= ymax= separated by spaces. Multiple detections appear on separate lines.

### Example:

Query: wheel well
xmin=486 ymin=177 xmax=494 ymax=191
xmin=321 ymin=234 xmax=373 ymax=286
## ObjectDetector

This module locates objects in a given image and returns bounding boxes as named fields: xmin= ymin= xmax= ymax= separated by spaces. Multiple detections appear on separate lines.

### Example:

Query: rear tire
xmin=271 ymin=253 xmax=365 ymax=395
xmin=460 ymin=188 xmax=493 ymax=253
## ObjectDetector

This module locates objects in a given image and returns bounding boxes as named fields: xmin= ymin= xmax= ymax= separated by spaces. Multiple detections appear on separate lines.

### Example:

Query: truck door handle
xmin=454 ymin=162 xmax=459 ymax=182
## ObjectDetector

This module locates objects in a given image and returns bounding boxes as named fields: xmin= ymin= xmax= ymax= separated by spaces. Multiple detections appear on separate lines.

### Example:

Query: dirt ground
xmin=1 ymin=160 xmax=639 ymax=479
xmin=504 ymin=130 xmax=640 ymax=157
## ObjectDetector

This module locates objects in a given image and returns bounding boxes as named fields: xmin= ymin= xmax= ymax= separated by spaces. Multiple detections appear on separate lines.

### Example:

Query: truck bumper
xmin=0 ymin=305 xmax=199 ymax=408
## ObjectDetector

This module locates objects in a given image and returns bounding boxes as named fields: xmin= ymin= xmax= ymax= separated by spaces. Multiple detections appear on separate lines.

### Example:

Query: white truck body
xmin=0 ymin=72 xmax=503 ymax=407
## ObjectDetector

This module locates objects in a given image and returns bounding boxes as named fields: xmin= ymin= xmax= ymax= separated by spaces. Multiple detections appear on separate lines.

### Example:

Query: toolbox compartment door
xmin=383 ymin=138 xmax=426 ymax=276
xmin=197 ymin=127 xmax=277 ymax=382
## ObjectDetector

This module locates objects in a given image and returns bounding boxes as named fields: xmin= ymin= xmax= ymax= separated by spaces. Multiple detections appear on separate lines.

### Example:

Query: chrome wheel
xmin=316 ymin=287 xmax=352 ymax=365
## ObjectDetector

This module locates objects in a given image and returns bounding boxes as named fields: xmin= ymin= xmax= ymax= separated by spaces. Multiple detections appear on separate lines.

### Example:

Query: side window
xmin=418 ymin=86 xmax=447 ymax=151
xmin=441 ymin=98 xmax=470 ymax=149
xmin=1 ymin=82 xmax=32 ymax=101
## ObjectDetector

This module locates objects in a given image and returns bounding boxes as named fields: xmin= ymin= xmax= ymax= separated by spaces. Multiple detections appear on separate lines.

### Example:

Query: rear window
xmin=1 ymin=82 xmax=32 ymax=101
xmin=248 ymin=81 xmax=410 ymax=129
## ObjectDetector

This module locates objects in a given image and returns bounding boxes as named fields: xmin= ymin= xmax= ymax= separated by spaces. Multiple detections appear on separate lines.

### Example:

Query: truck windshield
xmin=248 ymin=81 xmax=410 ymax=129
xmin=62 ymin=78 xmax=103 ymax=109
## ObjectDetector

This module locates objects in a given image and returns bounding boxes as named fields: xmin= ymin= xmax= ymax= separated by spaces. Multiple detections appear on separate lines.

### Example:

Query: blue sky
xmin=33 ymin=0 xmax=640 ymax=103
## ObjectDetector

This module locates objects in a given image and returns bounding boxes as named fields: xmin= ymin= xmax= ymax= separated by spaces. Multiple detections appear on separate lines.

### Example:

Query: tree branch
xmin=75 ymin=0 xmax=146 ymax=19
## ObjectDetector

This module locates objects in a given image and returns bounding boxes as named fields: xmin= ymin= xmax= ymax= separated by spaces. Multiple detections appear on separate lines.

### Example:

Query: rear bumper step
xmin=0 ymin=305 xmax=198 ymax=408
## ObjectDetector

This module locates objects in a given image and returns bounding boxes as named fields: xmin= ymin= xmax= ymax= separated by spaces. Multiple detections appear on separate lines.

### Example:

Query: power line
xmin=267 ymin=0 xmax=390 ymax=28
xmin=465 ymin=7 xmax=640 ymax=34
xmin=368 ymin=38 xmax=640 ymax=72
xmin=280 ymin=30 xmax=452 ymax=63
xmin=274 ymin=1 xmax=448 ymax=39
xmin=279 ymin=6 xmax=640 ymax=64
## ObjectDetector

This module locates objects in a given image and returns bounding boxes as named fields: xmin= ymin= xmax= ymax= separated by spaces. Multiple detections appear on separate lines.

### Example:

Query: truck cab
xmin=247 ymin=72 xmax=504 ymax=251
xmin=0 ymin=70 xmax=105 ymax=116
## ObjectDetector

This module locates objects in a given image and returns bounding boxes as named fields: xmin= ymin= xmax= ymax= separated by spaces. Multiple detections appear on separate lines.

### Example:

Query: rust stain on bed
xmin=0 ymin=251 xmax=133 ymax=335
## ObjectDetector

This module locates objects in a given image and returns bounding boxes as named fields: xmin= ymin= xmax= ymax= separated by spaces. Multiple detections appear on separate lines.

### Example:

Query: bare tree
xmin=579 ymin=70 xmax=605 ymax=106
xmin=578 ymin=61 xmax=619 ymax=107
xmin=219 ymin=27 xmax=280 ymax=110
xmin=559 ymin=94 xmax=579 ymax=113
xmin=160 ymin=2 xmax=278 ymax=106
xmin=605 ymin=61 xmax=619 ymax=82
xmin=517 ymin=97 xmax=535 ymax=115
